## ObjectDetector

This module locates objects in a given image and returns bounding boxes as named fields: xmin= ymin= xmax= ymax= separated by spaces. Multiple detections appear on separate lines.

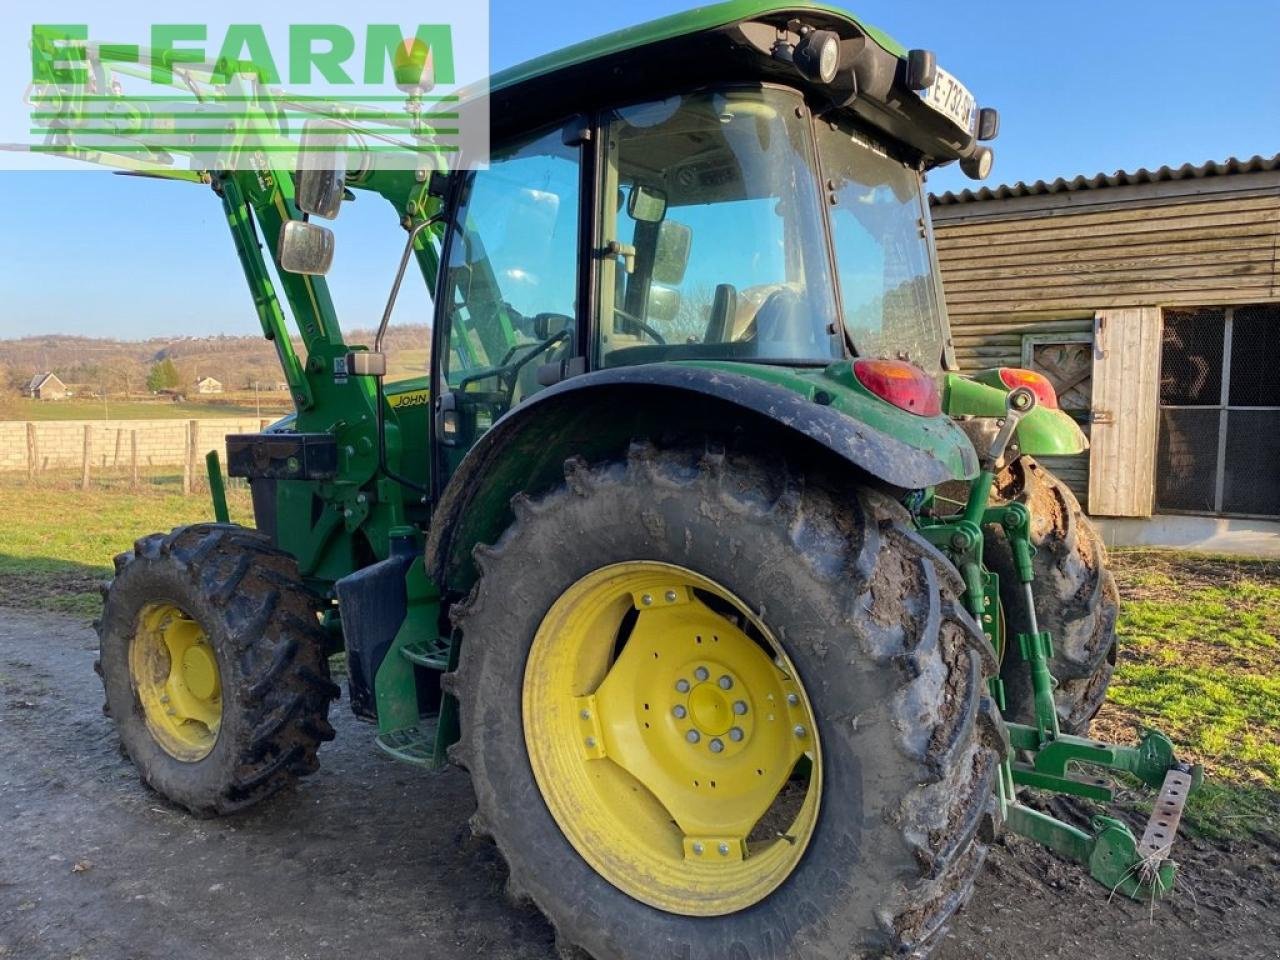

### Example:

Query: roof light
xmin=977 ymin=107 xmax=1000 ymax=141
xmin=961 ymin=145 xmax=994 ymax=180
xmin=998 ymin=368 xmax=1059 ymax=409
xmin=906 ymin=49 xmax=937 ymax=91
xmin=853 ymin=360 xmax=942 ymax=417
xmin=793 ymin=29 xmax=840 ymax=84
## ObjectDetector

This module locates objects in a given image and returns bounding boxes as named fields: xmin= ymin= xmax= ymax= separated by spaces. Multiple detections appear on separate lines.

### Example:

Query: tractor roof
xmin=479 ymin=1 xmax=982 ymax=170
xmin=490 ymin=1 xmax=905 ymax=93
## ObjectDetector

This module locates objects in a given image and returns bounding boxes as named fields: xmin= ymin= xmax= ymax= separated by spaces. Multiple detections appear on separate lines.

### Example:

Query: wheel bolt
xmin=579 ymin=709 xmax=591 ymax=720
xmin=585 ymin=737 xmax=596 ymax=749
xmin=694 ymin=666 xmax=709 ymax=682
xmin=673 ymin=705 xmax=687 ymax=719
xmin=718 ymin=675 xmax=733 ymax=690
xmin=692 ymin=842 xmax=704 ymax=855
xmin=718 ymin=843 xmax=730 ymax=856
xmin=793 ymin=724 xmax=807 ymax=739
xmin=665 ymin=590 xmax=677 ymax=602
xmin=686 ymin=730 xmax=700 ymax=744
xmin=787 ymin=693 xmax=799 ymax=706
xmin=709 ymin=738 xmax=724 ymax=754
xmin=733 ymin=700 xmax=748 ymax=715
xmin=676 ymin=679 xmax=690 ymax=693
xmin=729 ymin=727 xmax=744 ymax=742
xmin=641 ymin=594 xmax=653 ymax=606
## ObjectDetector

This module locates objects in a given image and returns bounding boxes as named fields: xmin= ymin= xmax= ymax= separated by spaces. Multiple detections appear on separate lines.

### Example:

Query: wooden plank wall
xmin=931 ymin=178 xmax=1280 ymax=509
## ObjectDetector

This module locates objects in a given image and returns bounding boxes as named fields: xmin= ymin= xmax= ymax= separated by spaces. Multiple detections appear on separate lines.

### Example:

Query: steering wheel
xmin=456 ymin=329 xmax=571 ymax=396
xmin=613 ymin=306 xmax=666 ymax=344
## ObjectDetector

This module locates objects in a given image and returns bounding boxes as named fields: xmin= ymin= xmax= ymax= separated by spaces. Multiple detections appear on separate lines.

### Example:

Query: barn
xmin=930 ymin=155 xmax=1280 ymax=552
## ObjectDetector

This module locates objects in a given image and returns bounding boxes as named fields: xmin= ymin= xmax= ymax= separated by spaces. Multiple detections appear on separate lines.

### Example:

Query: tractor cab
xmin=323 ymin=4 xmax=1003 ymax=468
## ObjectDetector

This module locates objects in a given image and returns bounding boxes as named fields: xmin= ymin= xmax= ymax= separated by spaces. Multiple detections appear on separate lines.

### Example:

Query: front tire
xmin=97 ymin=524 xmax=339 ymax=816
xmin=448 ymin=443 xmax=1005 ymax=959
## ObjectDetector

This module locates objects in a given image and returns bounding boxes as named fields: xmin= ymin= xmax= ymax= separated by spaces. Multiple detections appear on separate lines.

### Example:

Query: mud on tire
xmin=97 ymin=523 xmax=339 ymax=816
xmin=984 ymin=457 xmax=1119 ymax=734
xmin=447 ymin=442 xmax=1007 ymax=960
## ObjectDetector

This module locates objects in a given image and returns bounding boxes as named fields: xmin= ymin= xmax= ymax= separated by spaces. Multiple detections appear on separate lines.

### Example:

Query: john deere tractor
xmin=45 ymin=3 xmax=1201 ymax=956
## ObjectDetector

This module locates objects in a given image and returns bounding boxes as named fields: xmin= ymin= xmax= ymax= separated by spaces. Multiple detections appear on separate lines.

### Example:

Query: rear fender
xmin=943 ymin=372 xmax=1088 ymax=457
xmin=426 ymin=364 xmax=977 ymax=593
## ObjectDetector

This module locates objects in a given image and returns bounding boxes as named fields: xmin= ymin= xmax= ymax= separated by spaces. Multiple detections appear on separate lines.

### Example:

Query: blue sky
xmin=1 ymin=0 xmax=1276 ymax=340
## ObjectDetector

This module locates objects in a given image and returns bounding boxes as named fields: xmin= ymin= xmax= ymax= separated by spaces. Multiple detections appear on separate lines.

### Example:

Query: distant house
xmin=23 ymin=372 xmax=67 ymax=401
xmin=195 ymin=376 xmax=224 ymax=395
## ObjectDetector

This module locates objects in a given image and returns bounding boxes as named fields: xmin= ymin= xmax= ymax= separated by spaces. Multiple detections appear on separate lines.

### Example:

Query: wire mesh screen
xmin=1229 ymin=304 xmax=1280 ymax=406
xmin=1160 ymin=308 xmax=1224 ymax=405
xmin=1157 ymin=408 xmax=1220 ymax=513
xmin=1224 ymin=410 xmax=1280 ymax=516
xmin=1157 ymin=304 xmax=1280 ymax=518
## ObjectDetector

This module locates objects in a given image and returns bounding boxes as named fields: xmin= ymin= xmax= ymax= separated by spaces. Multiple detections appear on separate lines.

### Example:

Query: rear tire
xmin=448 ymin=442 xmax=1006 ymax=959
xmin=97 ymin=523 xmax=339 ymax=816
xmin=984 ymin=457 xmax=1119 ymax=734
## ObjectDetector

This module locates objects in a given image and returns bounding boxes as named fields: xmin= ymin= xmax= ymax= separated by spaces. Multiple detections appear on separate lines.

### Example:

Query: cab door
xmin=431 ymin=126 xmax=585 ymax=488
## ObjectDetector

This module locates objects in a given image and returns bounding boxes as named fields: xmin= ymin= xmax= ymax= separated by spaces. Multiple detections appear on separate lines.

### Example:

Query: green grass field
xmin=0 ymin=397 xmax=292 ymax=422
xmin=0 ymin=479 xmax=1274 ymax=837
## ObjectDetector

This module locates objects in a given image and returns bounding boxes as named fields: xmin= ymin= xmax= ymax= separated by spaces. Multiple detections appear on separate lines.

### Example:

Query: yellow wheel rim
xmin=523 ymin=562 xmax=822 ymax=916
xmin=129 ymin=602 xmax=223 ymax=762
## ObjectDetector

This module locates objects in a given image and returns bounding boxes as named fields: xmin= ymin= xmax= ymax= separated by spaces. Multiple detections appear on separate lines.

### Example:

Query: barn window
xmin=1157 ymin=305 xmax=1280 ymax=518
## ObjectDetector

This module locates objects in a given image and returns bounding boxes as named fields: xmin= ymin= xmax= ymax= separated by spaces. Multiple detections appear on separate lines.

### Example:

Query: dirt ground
xmin=2 ymin=610 xmax=1277 ymax=960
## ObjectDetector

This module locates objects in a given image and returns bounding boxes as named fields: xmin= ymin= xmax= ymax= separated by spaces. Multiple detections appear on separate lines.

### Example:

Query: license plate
xmin=919 ymin=66 xmax=976 ymax=135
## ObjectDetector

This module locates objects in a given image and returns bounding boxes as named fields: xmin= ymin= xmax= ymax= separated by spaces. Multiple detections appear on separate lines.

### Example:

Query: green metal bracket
xmin=1005 ymin=804 xmax=1176 ymax=899
xmin=1008 ymin=725 xmax=1188 ymax=798
xmin=432 ymin=631 xmax=462 ymax=768
xmin=206 ymin=451 xmax=230 ymax=524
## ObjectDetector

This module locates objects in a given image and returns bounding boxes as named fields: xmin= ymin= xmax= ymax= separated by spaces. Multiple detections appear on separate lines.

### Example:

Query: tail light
xmin=852 ymin=359 xmax=942 ymax=417
xmin=998 ymin=368 xmax=1059 ymax=409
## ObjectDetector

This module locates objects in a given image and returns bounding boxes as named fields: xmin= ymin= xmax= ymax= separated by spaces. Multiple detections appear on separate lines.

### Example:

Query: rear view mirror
xmin=652 ymin=220 xmax=692 ymax=285
xmin=646 ymin=284 xmax=682 ymax=324
xmin=627 ymin=184 xmax=668 ymax=223
xmin=278 ymin=220 xmax=335 ymax=275
xmin=296 ymin=119 xmax=348 ymax=220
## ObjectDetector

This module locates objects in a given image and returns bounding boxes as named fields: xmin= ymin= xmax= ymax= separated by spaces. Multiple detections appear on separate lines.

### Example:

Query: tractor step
xmin=375 ymin=717 xmax=441 ymax=769
xmin=1138 ymin=767 xmax=1195 ymax=861
xmin=400 ymin=637 xmax=453 ymax=671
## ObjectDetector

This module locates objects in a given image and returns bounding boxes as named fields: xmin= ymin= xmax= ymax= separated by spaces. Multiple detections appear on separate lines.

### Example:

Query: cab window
xmin=439 ymin=127 xmax=580 ymax=422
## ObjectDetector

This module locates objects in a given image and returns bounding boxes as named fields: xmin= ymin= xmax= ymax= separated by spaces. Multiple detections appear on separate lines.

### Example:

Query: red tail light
xmin=853 ymin=359 xmax=942 ymax=417
xmin=998 ymin=368 xmax=1059 ymax=409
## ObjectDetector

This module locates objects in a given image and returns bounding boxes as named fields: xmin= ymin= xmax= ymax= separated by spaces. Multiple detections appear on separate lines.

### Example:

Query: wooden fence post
xmin=113 ymin=428 xmax=123 ymax=467
xmin=130 ymin=430 xmax=139 ymax=488
xmin=183 ymin=420 xmax=199 ymax=495
xmin=26 ymin=423 xmax=38 ymax=483
xmin=81 ymin=425 xmax=92 ymax=491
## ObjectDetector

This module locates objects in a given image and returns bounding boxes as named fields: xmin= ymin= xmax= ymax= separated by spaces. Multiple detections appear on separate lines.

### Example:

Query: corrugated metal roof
xmin=930 ymin=154 xmax=1280 ymax=205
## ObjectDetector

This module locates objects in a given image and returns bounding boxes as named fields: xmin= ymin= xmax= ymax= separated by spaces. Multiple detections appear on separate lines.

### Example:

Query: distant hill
xmin=0 ymin=326 xmax=431 ymax=397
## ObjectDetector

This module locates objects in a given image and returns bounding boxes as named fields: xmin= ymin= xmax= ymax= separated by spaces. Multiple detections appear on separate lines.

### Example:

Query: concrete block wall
xmin=0 ymin=418 xmax=270 ymax=472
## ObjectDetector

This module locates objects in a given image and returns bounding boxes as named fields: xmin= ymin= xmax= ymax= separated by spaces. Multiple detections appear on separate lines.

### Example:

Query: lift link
xmin=918 ymin=388 xmax=1202 ymax=900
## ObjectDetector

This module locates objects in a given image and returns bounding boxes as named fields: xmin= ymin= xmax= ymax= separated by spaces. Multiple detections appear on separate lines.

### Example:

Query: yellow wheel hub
xmin=129 ymin=602 xmax=222 ymax=762
xmin=523 ymin=562 xmax=822 ymax=916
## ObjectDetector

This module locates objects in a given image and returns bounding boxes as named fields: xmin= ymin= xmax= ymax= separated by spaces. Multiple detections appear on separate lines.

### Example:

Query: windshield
xmin=596 ymin=87 xmax=842 ymax=368
xmin=817 ymin=122 xmax=949 ymax=373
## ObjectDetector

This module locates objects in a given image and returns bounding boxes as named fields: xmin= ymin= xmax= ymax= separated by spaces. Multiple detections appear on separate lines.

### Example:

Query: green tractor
xmin=53 ymin=2 xmax=1201 ymax=956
